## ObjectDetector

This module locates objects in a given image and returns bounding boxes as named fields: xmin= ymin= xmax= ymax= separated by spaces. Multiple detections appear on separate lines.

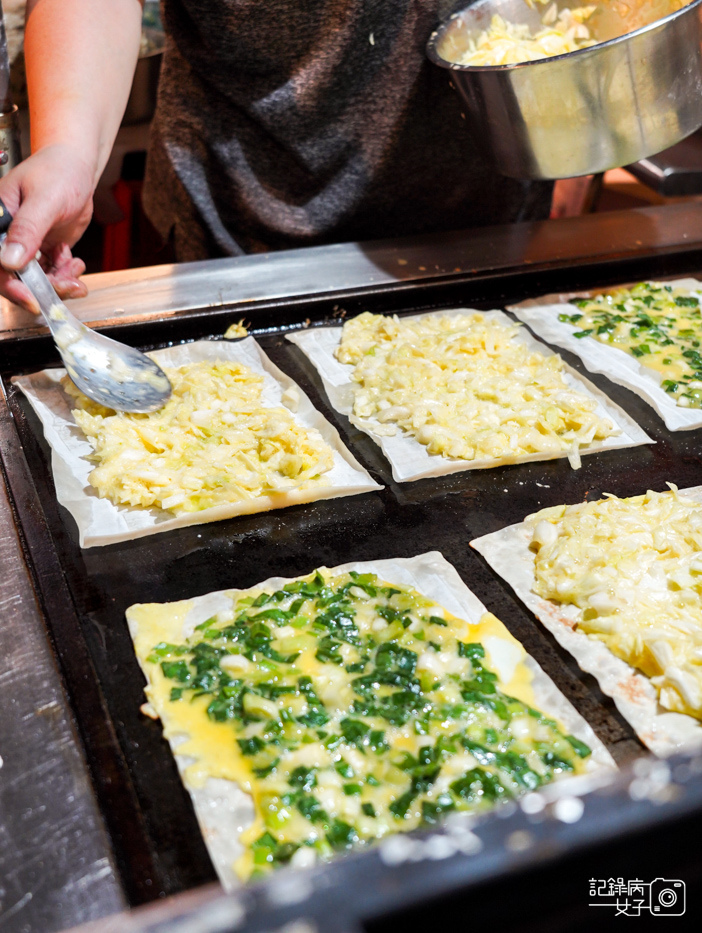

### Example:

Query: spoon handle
xmin=0 ymin=195 xmax=90 ymax=335
xmin=0 ymin=196 xmax=171 ymax=412
xmin=0 ymin=194 xmax=12 ymax=233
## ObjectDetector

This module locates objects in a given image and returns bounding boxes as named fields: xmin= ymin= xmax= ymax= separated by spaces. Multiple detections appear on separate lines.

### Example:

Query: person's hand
xmin=0 ymin=144 xmax=95 ymax=313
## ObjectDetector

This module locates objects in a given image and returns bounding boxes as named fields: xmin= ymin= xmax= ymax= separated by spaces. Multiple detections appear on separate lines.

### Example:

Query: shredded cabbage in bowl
xmin=527 ymin=487 xmax=702 ymax=719
xmin=65 ymin=360 xmax=334 ymax=514
xmin=452 ymin=5 xmax=597 ymax=65
xmin=334 ymin=311 xmax=618 ymax=467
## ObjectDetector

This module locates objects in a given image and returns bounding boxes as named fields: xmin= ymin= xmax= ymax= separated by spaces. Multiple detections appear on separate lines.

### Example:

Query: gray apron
xmin=143 ymin=0 xmax=552 ymax=261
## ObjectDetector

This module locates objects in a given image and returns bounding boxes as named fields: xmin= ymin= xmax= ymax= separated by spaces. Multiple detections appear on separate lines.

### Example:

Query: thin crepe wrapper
xmin=127 ymin=551 xmax=616 ymax=891
xmin=508 ymin=278 xmax=702 ymax=431
xmin=471 ymin=486 xmax=702 ymax=758
xmin=287 ymin=309 xmax=652 ymax=483
xmin=12 ymin=338 xmax=382 ymax=548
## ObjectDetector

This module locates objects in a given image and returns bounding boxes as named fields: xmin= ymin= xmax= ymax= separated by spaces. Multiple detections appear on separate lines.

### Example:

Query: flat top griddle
xmin=2 ymin=221 xmax=702 ymax=928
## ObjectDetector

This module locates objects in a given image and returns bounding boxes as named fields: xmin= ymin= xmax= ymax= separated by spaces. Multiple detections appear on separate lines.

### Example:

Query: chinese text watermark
xmin=589 ymin=878 xmax=686 ymax=917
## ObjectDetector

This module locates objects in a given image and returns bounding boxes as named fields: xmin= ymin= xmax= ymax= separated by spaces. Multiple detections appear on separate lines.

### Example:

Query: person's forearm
xmin=25 ymin=0 xmax=144 ymax=186
xmin=0 ymin=0 xmax=144 ymax=302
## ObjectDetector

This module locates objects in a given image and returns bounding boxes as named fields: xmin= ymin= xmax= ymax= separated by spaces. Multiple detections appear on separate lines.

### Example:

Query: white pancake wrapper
xmin=127 ymin=551 xmax=615 ymax=891
xmin=287 ymin=309 xmax=652 ymax=483
xmin=12 ymin=338 xmax=382 ymax=548
xmin=471 ymin=487 xmax=702 ymax=758
xmin=508 ymin=278 xmax=702 ymax=431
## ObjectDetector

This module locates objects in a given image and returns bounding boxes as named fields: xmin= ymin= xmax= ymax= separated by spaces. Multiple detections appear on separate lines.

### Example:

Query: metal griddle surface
xmin=3 ymin=269 xmax=702 ymax=909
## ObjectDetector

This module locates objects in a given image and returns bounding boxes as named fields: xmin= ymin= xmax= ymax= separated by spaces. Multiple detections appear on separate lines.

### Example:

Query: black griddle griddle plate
xmin=2 ymin=273 xmax=702 ymax=911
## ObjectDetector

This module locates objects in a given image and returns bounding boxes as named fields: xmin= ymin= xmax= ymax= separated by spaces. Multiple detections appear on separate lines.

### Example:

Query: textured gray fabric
xmin=143 ymin=0 xmax=552 ymax=262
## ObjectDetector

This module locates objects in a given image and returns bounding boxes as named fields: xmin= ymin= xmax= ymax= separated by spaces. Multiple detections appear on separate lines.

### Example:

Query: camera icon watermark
xmin=589 ymin=878 xmax=686 ymax=917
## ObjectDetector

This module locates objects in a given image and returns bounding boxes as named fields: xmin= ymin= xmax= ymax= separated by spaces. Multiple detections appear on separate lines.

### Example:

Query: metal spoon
xmin=0 ymin=203 xmax=171 ymax=413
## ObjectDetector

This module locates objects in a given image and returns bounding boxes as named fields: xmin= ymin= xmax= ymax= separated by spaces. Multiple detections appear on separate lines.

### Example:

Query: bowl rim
xmin=426 ymin=0 xmax=702 ymax=71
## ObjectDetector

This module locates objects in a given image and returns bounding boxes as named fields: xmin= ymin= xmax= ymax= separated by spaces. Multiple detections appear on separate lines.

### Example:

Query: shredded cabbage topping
xmin=335 ymin=311 xmax=618 ymax=467
xmin=528 ymin=487 xmax=702 ymax=719
xmin=224 ymin=320 xmax=249 ymax=339
xmin=65 ymin=360 xmax=334 ymax=514
xmin=452 ymin=6 xmax=597 ymax=66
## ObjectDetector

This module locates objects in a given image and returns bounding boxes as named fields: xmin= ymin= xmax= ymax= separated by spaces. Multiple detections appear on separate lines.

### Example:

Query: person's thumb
xmin=0 ymin=188 xmax=61 ymax=271
xmin=0 ymin=238 xmax=29 ymax=270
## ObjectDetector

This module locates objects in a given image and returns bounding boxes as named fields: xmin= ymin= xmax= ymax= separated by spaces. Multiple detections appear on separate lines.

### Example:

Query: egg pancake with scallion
xmin=129 ymin=567 xmax=593 ymax=879
xmin=562 ymin=282 xmax=702 ymax=409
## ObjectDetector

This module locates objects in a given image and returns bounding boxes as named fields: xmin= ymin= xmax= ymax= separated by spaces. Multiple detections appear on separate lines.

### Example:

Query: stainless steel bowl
xmin=427 ymin=0 xmax=702 ymax=179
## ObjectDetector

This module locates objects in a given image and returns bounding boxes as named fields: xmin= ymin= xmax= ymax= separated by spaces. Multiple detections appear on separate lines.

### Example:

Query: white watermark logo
xmin=589 ymin=878 xmax=686 ymax=917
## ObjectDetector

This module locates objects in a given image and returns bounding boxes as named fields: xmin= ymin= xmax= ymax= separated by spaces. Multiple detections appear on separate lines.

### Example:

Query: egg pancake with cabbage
xmin=129 ymin=566 xmax=593 ymax=879
xmin=64 ymin=359 xmax=334 ymax=514
xmin=527 ymin=487 xmax=702 ymax=719
xmin=335 ymin=311 xmax=618 ymax=468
